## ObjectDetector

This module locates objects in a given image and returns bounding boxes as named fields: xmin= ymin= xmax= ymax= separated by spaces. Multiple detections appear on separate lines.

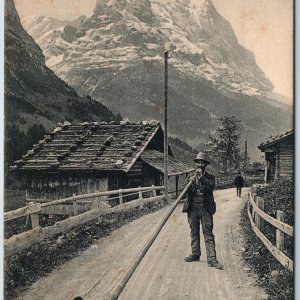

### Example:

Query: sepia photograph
xmin=4 ymin=0 xmax=294 ymax=299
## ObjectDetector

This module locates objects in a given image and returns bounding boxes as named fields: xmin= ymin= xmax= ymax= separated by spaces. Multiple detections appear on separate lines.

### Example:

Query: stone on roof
xmin=11 ymin=121 xmax=162 ymax=172
xmin=140 ymin=150 xmax=194 ymax=176
xmin=258 ymin=129 xmax=294 ymax=150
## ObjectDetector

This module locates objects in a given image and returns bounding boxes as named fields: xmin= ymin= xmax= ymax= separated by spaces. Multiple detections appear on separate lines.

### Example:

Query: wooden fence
xmin=24 ymin=185 xmax=165 ymax=216
xmin=216 ymin=175 xmax=264 ymax=189
xmin=247 ymin=189 xmax=293 ymax=271
xmin=4 ymin=185 xmax=165 ymax=258
xmin=215 ymin=177 xmax=234 ymax=188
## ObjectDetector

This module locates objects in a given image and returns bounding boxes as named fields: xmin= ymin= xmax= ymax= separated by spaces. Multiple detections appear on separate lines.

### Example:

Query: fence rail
xmin=247 ymin=189 xmax=293 ymax=271
xmin=27 ymin=185 xmax=164 ymax=206
xmin=215 ymin=178 xmax=233 ymax=186
xmin=4 ymin=185 xmax=165 ymax=257
xmin=216 ymin=175 xmax=264 ymax=188
xmin=4 ymin=203 xmax=41 ymax=222
xmin=5 ymin=185 xmax=164 ymax=221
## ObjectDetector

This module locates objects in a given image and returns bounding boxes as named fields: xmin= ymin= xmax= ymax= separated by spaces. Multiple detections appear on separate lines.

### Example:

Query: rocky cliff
xmin=20 ymin=0 xmax=293 ymax=159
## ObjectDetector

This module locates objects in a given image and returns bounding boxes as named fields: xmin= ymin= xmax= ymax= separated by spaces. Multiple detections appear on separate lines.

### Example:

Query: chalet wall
xmin=276 ymin=137 xmax=294 ymax=179
xmin=26 ymin=172 xmax=108 ymax=200
xmin=141 ymin=162 xmax=161 ymax=187
xmin=265 ymin=152 xmax=276 ymax=182
xmin=126 ymin=160 xmax=143 ymax=187
xmin=263 ymin=134 xmax=294 ymax=182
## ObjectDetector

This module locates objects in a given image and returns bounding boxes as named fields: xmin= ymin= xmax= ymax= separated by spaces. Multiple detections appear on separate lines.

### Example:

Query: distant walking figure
xmin=182 ymin=151 xmax=223 ymax=270
xmin=234 ymin=171 xmax=244 ymax=198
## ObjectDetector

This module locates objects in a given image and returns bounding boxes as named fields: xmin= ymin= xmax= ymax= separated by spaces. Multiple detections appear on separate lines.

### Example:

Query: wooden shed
xmin=258 ymin=130 xmax=294 ymax=183
xmin=11 ymin=120 xmax=193 ymax=208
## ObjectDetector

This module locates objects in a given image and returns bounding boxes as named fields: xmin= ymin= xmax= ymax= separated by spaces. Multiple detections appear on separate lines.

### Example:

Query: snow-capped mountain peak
xmin=20 ymin=0 xmax=291 ymax=158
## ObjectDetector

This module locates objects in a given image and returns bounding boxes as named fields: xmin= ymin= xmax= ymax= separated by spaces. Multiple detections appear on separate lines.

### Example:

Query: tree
xmin=5 ymin=123 xmax=47 ymax=188
xmin=206 ymin=116 xmax=241 ymax=175
xmin=5 ymin=124 xmax=26 ymax=171
xmin=5 ymin=123 xmax=46 ymax=171
xmin=241 ymin=151 xmax=251 ymax=173
xmin=247 ymin=160 xmax=265 ymax=175
xmin=26 ymin=124 xmax=47 ymax=149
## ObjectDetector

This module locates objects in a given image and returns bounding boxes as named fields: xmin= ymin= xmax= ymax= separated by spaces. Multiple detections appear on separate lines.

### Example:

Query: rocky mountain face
xmin=5 ymin=0 xmax=118 ymax=130
xmin=20 ymin=0 xmax=292 ymax=159
xmin=5 ymin=0 xmax=120 ymax=168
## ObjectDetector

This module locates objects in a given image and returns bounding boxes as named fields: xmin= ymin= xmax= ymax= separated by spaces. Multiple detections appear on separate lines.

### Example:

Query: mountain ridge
xmin=5 ymin=0 xmax=120 ymax=168
xmin=19 ymin=0 xmax=293 ymax=159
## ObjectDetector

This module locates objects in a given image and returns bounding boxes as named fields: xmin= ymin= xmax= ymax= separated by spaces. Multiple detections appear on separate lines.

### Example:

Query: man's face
xmin=196 ymin=160 xmax=208 ymax=169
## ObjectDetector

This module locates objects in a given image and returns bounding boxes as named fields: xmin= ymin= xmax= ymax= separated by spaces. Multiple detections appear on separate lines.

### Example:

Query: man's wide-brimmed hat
xmin=194 ymin=151 xmax=210 ymax=164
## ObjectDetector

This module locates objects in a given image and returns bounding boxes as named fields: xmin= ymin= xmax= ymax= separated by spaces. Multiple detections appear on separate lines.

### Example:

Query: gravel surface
xmin=5 ymin=201 xmax=167 ymax=299
xmin=12 ymin=188 xmax=270 ymax=300
xmin=6 ymin=187 xmax=292 ymax=300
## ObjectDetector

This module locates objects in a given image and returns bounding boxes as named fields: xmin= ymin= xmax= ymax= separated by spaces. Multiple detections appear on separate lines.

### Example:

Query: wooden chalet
xmin=11 ymin=120 xmax=194 ymax=204
xmin=258 ymin=129 xmax=294 ymax=183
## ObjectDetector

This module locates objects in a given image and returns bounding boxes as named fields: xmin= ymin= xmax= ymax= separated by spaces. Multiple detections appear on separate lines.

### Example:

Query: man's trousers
xmin=236 ymin=187 xmax=242 ymax=197
xmin=187 ymin=202 xmax=217 ymax=263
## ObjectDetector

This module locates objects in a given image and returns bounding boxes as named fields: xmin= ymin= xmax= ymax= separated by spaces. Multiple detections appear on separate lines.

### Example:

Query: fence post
xmin=276 ymin=210 xmax=285 ymax=251
xmin=254 ymin=194 xmax=259 ymax=227
xmin=247 ymin=192 xmax=251 ymax=215
xmin=138 ymin=187 xmax=143 ymax=200
xmin=119 ymin=189 xmax=123 ymax=204
xmin=257 ymin=197 xmax=264 ymax=230
xmin=30 ymin=213 xmax=39 ymax=228
xmin=252 ymin=193 xmax=257 ymax=220
xmin=29 ymin=202 xmax=39 ymax=228
xmin=152 ymin=185 xmax=157 ymax=197
xmin=73 ymin=194 xmax=77 ymax=216
xmin=175 ymin=175 xmax=179 ymax=197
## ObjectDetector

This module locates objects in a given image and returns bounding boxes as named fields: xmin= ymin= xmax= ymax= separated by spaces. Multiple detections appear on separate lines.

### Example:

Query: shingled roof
xmin=11 ymin=120 xmax=166 ymax=172
xmin=258 ymin=129 xmax=294 ymax=150
xmin=141 ymin=150 xmax=194 ymax=176
xmin=11 ymin=120 xmax=193 ymax=175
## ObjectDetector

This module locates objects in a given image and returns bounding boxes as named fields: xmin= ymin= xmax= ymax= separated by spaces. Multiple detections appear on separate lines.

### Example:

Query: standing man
xmin=183 ymin=151 xmax=223 ymax=270
xmin=234 ymin=170 xmax=244 ymax=198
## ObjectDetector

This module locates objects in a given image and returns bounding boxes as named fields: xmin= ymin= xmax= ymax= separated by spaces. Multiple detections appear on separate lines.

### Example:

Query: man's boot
xmin=184 ymin=254 xmax=200 ymax=262
xmin=208 ymin=260 xmax=224 ymax=270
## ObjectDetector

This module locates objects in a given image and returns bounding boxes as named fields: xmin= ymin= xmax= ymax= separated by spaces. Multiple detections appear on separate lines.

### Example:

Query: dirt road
xmin=17 ymin=188 xmax=268 ymax=300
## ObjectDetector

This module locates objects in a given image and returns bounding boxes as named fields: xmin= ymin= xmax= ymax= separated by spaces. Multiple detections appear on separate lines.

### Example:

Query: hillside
xmin=4 ymin=0 xmax=122 ymax=169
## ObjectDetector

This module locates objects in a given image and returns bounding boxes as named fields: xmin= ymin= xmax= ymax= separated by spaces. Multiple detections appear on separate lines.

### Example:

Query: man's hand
xmin=187 ymin=172 xmax=196 ymax=181
xmin=199 ymin=174 xmax=215 ymax=191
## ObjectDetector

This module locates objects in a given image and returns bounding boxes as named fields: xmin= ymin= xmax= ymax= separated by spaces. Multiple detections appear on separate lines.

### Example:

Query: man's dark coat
xmin=234 ymin=175 xmax=244 ymax=188
xmin=182 ymin=171 xmax=216 ymax=215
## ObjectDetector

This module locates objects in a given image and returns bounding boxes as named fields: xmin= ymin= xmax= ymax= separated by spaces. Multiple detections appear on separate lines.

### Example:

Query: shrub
xmin=256 ymin=177 xmax=294 ymax=226
xmin=256 ymin=177 xmax=294 ymax=259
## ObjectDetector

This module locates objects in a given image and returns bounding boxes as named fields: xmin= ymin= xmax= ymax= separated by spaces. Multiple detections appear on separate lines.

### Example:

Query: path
xmin=17 ymin=188 xmax=268 ymax=300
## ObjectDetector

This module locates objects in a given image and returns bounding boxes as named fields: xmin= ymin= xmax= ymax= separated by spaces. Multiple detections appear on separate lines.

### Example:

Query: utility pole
xmin=244 ymin=140 xmax=248 ymax=171
xmin=164 ymin=51 xmax=169 ymax=202
xmin=244 ymin=140 xmax=248 ymax=185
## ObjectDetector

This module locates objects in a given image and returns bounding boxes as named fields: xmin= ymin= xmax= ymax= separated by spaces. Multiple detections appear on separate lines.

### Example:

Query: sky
xmin=212 ymin=0 xmax=293 ymax=103
xmin=13 ymin=0 xmax=294 ymax=104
